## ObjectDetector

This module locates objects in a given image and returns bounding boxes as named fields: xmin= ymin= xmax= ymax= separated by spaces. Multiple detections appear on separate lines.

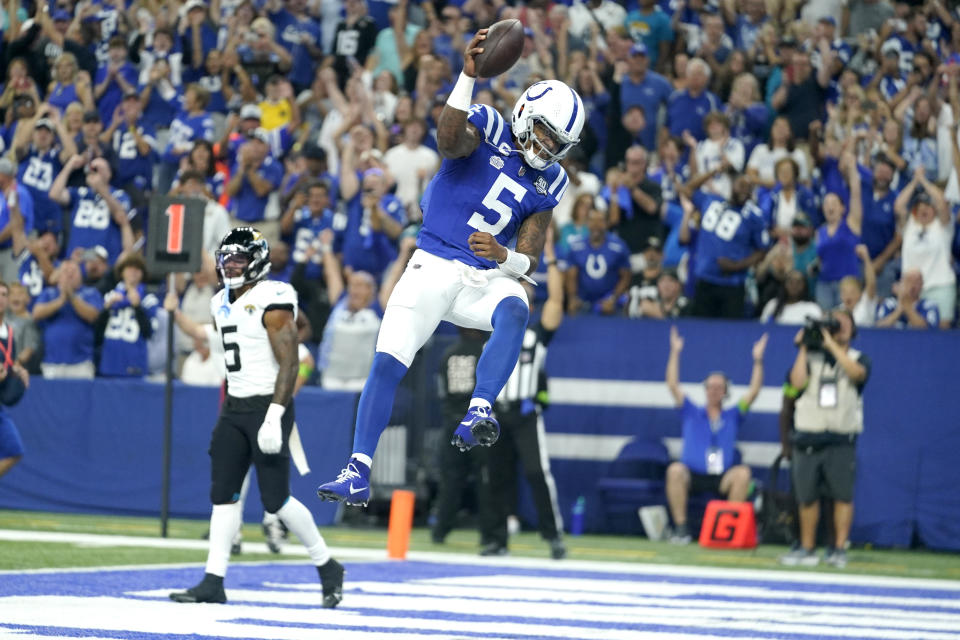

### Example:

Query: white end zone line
xmin=1 ymin=528 xmax=959 ymax=592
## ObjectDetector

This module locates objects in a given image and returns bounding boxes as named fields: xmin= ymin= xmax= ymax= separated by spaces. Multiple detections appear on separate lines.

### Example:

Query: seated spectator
xmin=839 ymin=244 xmax=878 ymax=328
xmin=32 ymin=260 xmax=102 ymax=379
xmin=50 ymin=155 xmax=135 ymax=265
xmin=95 ymin=253 xmax=158 ymax=378
xmin=564 ymin=208 xmax=631 ymax=315
xmin=815 ymin=155 xmax=863 ymax=310
xmin=7 ymin=283 xmax=42 ymax=374
xmin=663 ymin=326 xmax=767 ymax=544
xmin=760 ymin=269 xmax=822 ymax=325
xmin=875 ymin=270 xmax=940 ymax=329
xmin=180 ymin=335 xmax=225 ymax=386
xmin=628 ymin=269 xmax=690 ymax=319
xmin=688 ymin=112 xmax=745 ymax=201
xmin=746 ymin=116 xmax=809 ymax=188
xmin=683 ymin=176 xmax=770 ymax=319
xmin=894 ymin=167 xmax=955 ymax=329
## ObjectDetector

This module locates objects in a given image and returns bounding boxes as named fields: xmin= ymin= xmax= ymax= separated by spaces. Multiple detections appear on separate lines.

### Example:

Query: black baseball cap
xmin=83 ymin=110 xmax=101 ymax=123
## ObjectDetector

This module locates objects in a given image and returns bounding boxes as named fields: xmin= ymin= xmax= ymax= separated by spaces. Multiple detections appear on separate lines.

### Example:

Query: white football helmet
xmin=511 ymin=79 xmax=585 ymax=170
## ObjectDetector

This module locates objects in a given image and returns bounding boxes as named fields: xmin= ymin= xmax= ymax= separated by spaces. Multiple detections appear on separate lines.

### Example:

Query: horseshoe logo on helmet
xmin=526 ymin=84 xmax=554 ymax=101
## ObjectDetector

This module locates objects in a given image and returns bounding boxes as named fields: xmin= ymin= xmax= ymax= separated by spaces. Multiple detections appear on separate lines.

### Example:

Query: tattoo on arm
xmin=265 ymin=310 xmax=299 ymax=408
xmin=515 ymin=210 xmax=552 ymax=274
xmin=436 ymin=105 xmax=481 ymax=159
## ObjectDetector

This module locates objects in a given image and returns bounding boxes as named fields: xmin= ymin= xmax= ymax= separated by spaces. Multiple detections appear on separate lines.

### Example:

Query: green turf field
xmin=2 ymin=509 xmax=959 ymax=580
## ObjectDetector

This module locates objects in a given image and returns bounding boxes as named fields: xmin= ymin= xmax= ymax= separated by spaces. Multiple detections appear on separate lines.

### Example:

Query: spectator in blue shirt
xmin=860 ymin=156 xmax=901 ymax=299
xmin=95 ymin=253 xmax=159 ymax=377
xmin=158 ymin=84 xmax=215 ymax=193
xmin=32 ymin=259 xmax=103 ymax=379
xmin=618 ymin=42 xmax=672 ymax=151
xmin=339 ymin=168 xmax=405 ymax=283
xmin=875 ymin=270 xmax=940 ymax=329
xmin=815 ymin=154 xmax=864 ymax=310
xmin=180 ymin=0 xmax=220 ymax=81
xmin=663 ymin=326 xmax=767 ymax=544
xmin=625 ymin=0 xmax=674 ymax=70
xmin=724 ymin=0 xmax=768 ymax=52
xmin=281 ymin=180 xmax=337 ymax=281
xmin=104 ymin=90 xmax=157 ymax=219
xmin=563 ymin=208 xmax=632 ymax=315
xmin=666 ymin=58 xmax=721 ymax=140
xmin=225 ymin=128 xmax=284 ymax=239
xmin=267 ymin=0 xmax=323 ymax=93
xmin=93 ymin=36 xmax=139 ymax=126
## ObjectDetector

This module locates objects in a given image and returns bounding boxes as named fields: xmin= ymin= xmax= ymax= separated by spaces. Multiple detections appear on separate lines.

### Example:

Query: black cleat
xmin=318 ymin=558 xmax=345 ymax=609
xmin=169 ymin=573 xmax=226 ymax=604
xmin=549 ymin=537 xmax=567 ymax=560
xmin=479 ymin=543 xmax=508 ymax=556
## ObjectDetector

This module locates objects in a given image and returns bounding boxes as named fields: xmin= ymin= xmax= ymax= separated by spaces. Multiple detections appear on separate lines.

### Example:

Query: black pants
xmin=209 ymin=394 xmax=294 ymax=513
xmin=692 ymin=280 xmax=745 ymax=319
xmin=481 ymin=408 xmax=562 ymax=547
xmin=432 ymin=425 xmax=487 ymax=541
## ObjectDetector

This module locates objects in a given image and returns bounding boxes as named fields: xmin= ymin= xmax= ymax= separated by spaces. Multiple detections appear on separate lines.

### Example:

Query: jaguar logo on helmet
xmin=215 ymin=227 xmax=272 ymax=288
xmin=512 ymin=79 xmax=585 ymax=171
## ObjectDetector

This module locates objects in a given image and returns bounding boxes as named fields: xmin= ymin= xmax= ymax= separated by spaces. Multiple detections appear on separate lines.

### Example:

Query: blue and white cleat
xmin=451 ymin=406 xmax=500 ymax=452
xmin=317 ymin=461 xmax=370 ymax=506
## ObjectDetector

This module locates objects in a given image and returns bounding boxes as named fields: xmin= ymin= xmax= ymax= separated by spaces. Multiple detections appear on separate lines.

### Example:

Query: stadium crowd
xmin=1 ymin=0 xmax=958 ymax=383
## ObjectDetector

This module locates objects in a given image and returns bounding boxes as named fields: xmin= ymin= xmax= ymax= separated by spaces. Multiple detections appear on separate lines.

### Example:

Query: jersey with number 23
xmin=418 ymin=104 xmax=570 ymax=268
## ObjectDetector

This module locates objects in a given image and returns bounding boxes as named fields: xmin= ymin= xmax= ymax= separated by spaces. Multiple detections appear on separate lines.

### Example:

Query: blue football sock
xmin=352 ymin=352 xmax=408 ymax=459
xmin=472 ymin=296 xmax=529 ymax=405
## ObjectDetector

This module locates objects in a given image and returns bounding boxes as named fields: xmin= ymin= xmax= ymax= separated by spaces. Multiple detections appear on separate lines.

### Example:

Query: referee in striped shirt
xmin=480 ymin=228 xmax=566 ymax=559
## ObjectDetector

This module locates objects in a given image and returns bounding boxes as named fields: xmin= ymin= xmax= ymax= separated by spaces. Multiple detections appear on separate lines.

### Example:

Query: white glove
xmin=257 ymin=403 xmax=285 ymax=455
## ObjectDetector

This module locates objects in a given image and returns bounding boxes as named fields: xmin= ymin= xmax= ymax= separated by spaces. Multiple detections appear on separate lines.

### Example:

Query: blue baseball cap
xmin=819 ymin=15 xmax=837 ymax=27
xmin=630 ymin=42 xmax=648 ymax=57
xmin=52 ymin=9 xmax=72 ymax=21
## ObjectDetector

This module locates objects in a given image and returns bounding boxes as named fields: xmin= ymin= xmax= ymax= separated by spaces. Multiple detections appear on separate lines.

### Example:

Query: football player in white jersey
xmin=317 ymin=30 xmax=585 ymax=506
xmin=168 ymin=228 xmax=343 ymax=607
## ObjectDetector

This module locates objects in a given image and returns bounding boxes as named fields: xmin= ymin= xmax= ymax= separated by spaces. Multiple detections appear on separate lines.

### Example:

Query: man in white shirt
xmin=180 ymin=334 xmax=225 ymax=386
xmin=689 ymin=112 xmax=744 ymax=201
xmin=383 ymin=119 xmax=440 ymax=213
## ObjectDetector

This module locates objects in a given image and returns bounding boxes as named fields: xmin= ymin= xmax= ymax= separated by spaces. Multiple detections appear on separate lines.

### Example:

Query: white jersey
xmin=209 ymin=280 xmax=298 ymax=398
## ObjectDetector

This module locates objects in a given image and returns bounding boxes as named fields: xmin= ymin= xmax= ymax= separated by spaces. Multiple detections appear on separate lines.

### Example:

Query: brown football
xmin=473 ymin=19 xmax=525 ymax=78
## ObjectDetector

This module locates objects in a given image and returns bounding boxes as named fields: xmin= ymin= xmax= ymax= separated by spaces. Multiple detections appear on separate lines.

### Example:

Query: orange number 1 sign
xmin=165 ymin=204 xmax=185 ymax=253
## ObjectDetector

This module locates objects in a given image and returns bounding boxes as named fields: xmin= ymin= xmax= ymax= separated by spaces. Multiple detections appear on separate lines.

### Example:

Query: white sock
xmin=277 ymin=497 xmax=331 ymax=566
xmin=351 ymin=453 xmax=373 ymax=468
xmin=205 ymin=502 xmax=243 ymax=577
xmin=263 ymin=512 xmax=279 ymax=526
xmin=469 ymin=398 xmax=491 ymax=411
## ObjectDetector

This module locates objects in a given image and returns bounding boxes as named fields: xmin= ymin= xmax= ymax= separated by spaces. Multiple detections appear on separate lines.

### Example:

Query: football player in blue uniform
xmin=318 ymin=30 xmax=585 ymax=506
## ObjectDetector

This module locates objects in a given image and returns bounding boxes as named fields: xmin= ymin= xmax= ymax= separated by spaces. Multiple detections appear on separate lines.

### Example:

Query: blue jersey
xmin=270 ymin=9 xmax=322 ymax=88
xmin=817 ymin=221 xmax=860 ymax=283
xmin=0 ymin=184 xmax=34 ymax=250
xmin=64 ymin=186 xmax=133 ymax=264
xmin=18 ymin=146 xmax=63 ymax=234
xmin=291 ymin=207 xmax=338 ymax=280
xmin=876 ymin=297 xmax=940 ymax=329
xmin=680 ymin=397 xmax=743 ymax=475
xmin=48 ymin=82 xmax=79 ymax=114
xmin=197 ymin=73 xmax=227 ymax=114
xmin=620 ymin=71 xmax=673 ymax=150
xmin=341 ymin=189 xmax=406 ymax=280
xmin=140 ymin=82 xmax=181 ymax=132
xmin=228 ymin=157 xmax=284 ymax=222
xmin=18 ymin=251 xmax=57 ymax=307
xmin=666 ymin=89 xmax=721 ymax=140
xmin=35 ymin=285 xmax=104 ymax=365
xmin=111 ymin=121 xmax=157 ymax=187
xmin=691 ymin=190 xmax=769 ymax=286
xmin=419 ymin=104 xmax=568 ymax=269
xmin=163 ymin=111 xmax=215 ymax=164
xmin=94 ymin=61 xmax=139 ymax=124
xmin=99 ymin=283 xmax=159 ymax=377
xmin=566 ymin=233 xmax=630 ymax=303
xmin=861 ymin=172 xmax=899 ymax=260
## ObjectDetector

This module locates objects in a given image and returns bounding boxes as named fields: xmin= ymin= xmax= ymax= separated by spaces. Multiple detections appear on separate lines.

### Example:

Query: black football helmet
xmin=215 ymin=227 xmax=270 ymax=288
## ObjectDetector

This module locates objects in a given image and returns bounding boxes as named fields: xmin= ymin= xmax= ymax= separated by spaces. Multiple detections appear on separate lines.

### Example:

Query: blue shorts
xmin=0 ymin=413 xmax=24 ymax=459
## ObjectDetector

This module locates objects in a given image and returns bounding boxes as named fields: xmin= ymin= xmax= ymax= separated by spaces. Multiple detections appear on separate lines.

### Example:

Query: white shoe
xmin=779 ymin=546 xmax=819 ymax=566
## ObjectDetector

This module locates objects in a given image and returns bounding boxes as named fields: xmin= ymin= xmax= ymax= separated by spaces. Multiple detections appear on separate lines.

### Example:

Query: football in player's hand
xmin=473 ymin=19 xmax=525 ymax=78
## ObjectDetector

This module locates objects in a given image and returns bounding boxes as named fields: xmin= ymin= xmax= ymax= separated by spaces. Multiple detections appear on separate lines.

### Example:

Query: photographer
xmin=781 ymin=310 xmax=870 ymax=569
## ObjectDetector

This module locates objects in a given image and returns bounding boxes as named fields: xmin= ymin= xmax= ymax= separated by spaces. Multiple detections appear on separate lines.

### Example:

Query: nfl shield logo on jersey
xmin=535 ymin=176 xmax=548 ymax=195
xmin=489 ymin=155 xmax=504 ymax=170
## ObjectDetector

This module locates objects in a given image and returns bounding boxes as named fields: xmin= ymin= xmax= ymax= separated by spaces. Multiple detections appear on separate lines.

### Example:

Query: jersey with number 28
xmin=418 ymin=104 xmax=569 ymax=268
xmin=691 ymin=190 xmax=770 ymax=286
xmin=210 ymin=280 xmax=298 ymax=398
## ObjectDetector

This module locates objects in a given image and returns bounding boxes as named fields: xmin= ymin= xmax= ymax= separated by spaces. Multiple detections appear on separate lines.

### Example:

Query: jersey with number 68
xmin=417 ymin=104 xmax=569 ymax=269
xmin=209 ymin=279 xmax=298 ymax=398
xmin=691 ymin=190 xmax=770 ymax=287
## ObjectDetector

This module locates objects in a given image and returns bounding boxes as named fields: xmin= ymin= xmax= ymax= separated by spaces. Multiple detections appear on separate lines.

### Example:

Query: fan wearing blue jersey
xmin=50 ymin=156 xmax=136 ymax=266
xmin=564 ymin=208 xmax=632 ymax=315
xmin=95 ymin=253 xmax=158 ymax=377
xmin=682 ymin=174 xmax=770 ymax=318
xmin=318 ymin=29 xmax=585 ymax=506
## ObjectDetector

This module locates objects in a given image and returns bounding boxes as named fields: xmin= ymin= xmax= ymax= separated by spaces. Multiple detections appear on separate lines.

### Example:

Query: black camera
xmin=801 ymin=316 xmax=841 ymax=351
